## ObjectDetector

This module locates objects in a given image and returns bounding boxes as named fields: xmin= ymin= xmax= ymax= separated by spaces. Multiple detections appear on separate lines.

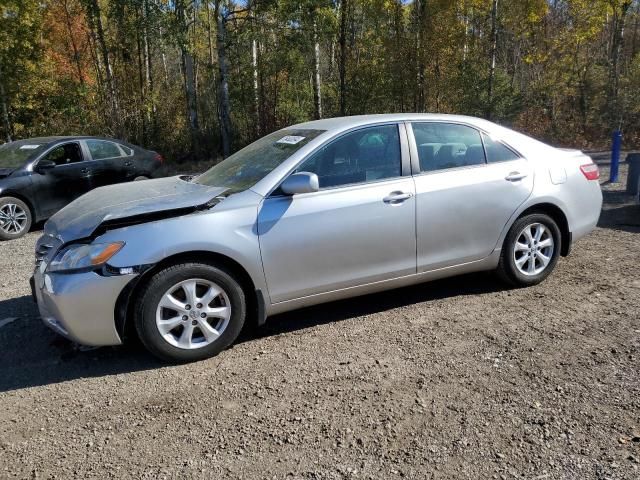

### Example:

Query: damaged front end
xmin=45 ymin=175 xmax=228 ymax=243
xmin=34 ymin=176 xmax=231 ymax=344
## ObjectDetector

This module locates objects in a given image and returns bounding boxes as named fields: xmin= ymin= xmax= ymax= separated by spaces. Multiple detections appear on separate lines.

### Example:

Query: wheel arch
xmin=115 ymin=250 xmax=264 ymax=342
xmin=516 ymin=202 xmax=571 ymax=256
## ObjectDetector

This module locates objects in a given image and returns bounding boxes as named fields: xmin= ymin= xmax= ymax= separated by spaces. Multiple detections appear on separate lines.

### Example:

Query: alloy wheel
xmin=512 ymin=222 xmax=555 ymax=276
xmin=0 ymin=203 xmax=28 ymax=235
xmin=155 ymin=278 xmax=231 ymax=350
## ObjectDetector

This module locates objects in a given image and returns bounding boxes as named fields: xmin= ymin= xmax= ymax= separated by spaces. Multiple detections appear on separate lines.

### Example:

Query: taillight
xmin=580 ymin=163 xmax=599 ymax=180
xmin=154 ymin=153 xmax=164 ymax=163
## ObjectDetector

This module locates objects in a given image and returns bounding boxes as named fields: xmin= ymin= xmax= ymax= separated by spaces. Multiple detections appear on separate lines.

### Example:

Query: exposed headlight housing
xmin=48 ymin=242 xmax=125 ymax=273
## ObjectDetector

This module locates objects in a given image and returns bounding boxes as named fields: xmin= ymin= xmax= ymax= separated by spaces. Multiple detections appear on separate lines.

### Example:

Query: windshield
xmin=0 ymin=141 xmax=47 ymax=168
xmin=194 ymin=129 xmax=325 ymax=193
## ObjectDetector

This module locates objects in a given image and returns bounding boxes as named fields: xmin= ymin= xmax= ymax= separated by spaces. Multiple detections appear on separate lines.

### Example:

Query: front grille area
xmin=34 ymin=235 xmax=62 ymax=267
xmin=35 ymin=244 xmax=53 ymax=267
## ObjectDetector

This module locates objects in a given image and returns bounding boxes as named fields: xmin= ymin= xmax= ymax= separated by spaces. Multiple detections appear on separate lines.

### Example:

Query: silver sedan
xmin=31 ymin=114 xmax=602 ymax=362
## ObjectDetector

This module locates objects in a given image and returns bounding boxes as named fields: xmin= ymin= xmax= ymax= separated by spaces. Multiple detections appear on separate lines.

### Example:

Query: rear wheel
xmin=0 ymin=197 xmax=32 ymax=241
xmin=134 ymin=262 xmax=246 ymax=363
xmin=497 ymin=213 xmax=561 ymax=287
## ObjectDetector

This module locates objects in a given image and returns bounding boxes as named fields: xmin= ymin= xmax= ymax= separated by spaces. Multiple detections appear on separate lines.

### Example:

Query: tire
xmin=134 ymin=262 xmax=246 ymax=363
xmin=497 ymin=213 xmax=561 ymax=287
xmin=0 ymin=197 xmax=32 ymax=241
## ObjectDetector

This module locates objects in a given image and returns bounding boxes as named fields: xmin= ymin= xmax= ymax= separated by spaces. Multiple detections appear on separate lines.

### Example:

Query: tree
xmin=1 ymin=0 xmax=640 ymax=157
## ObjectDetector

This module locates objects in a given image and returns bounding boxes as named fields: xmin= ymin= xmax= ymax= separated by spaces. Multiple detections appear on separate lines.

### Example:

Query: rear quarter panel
xmin=496 ymin=150 xmax=602 ymax=249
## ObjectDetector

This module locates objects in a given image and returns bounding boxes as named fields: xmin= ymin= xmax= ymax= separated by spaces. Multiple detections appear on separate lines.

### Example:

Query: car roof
xmin=288 ymin=113 xmax=556 ymax=159
xmin=288 ymin=113 xmax=498 ymax=132
xmin=6 ymin=136 xmax=130 ymax=146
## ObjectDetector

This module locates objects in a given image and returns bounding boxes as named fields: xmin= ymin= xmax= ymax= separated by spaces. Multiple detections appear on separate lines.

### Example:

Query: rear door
xmin=114 ymin=142 xmax=139 ymax=180
xmin=258 ymin=123 xmax=416 ymax=303
xmin=84 ymin=139 xmax=131 ymax=186
xmin=409 ymin=122 xmax=533 ymax=272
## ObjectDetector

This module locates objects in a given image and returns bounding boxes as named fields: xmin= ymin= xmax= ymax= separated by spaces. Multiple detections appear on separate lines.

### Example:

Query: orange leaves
xmin=43 ymin=0 xmax=93 ymax=85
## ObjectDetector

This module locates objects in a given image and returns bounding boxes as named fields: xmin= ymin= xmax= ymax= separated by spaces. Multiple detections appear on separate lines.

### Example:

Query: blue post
xmin=610 ymin=129 xmax=622 ymax=183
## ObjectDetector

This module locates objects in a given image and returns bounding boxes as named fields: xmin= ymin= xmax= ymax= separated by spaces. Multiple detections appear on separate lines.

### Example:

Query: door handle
xmin=505 ymin=171 xmax=527 ymax=182
xmin=383 ymin=191 xmax=413 ymax=204
xmin=124 ymin=161 xmax=133 ymax=167
xmin=80 ymin=168 xmax=89 ymax=174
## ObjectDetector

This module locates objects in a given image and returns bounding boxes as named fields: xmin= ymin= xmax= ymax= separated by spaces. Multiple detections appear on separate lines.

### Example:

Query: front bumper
xmin=32 ymin=267 xmax=137 ymax=346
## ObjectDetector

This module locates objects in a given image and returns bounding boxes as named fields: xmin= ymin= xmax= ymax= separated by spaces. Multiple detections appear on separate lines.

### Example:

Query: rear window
xmin=119 ymin=144 xmax=133 ymax=156
xmin=412 ymin=122 xmax=485 ymax=172
xmin=482 ymin=133 xmax=520 ymax=162
xmin=87 ymin=140 xmax=123 ymax=160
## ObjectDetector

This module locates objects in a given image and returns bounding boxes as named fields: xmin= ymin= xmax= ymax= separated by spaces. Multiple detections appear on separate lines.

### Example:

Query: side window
xmin=119 ymin=144 xmax=133 ymax=156
xmin=86 ymin=140 xmax=123 ymax=160
xmin=482 ymin=133 xmax=520 ymax=163
xmin=295 ymin=124 xmax=401 ymax=189
xmin=412 ymin=123 xmax=485 ymax=172
xmin=43 ymin=143 xmax=83 ymax=166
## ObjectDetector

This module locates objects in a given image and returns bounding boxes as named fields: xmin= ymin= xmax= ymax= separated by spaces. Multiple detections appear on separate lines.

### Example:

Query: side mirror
xmin=35 ymin=160 xmax=56 ymax=173
xmin=280 ymin=172 xmax=319 ymax=195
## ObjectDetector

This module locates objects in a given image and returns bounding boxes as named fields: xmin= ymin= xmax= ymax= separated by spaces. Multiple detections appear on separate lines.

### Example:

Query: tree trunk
xmin=487 ymin=0 xmax=499 ymax=120
xmin=0 ymin=63 xmax=11 ymax=142
xmin=85 ymin=25 xmax=105 ymax=100
xmin=215 ymin=1 xmax=233 ymax=158
xmin=136 ymin=24 xmax=147 ymax=144
xmin=87 ymin=0 xmax=119 ymax=133
xmin=142 ymin=0 xmax=154 ymax=117
xmin=182 ymin=49 xmax=199 ymax=146
xmin=205 ymin=0 xmax=215 ymax=66
xmin=632 ymin=10 xmax=639 ymax=60
xmin=252 ymin=38 xmax=261 ymax=134
xmin=248 ymin=1 xmax=261 ymax=136
xmin=608 ymin=1 xmax=632 ymax=128
xmin=393 ymin=0 xmax=404 ymax=112
xmin=462 ymin=7 xmax=470 ymax=63
xmin=175 ymin=0 xmax=199 ymax=157
xmin=62 ymin=0 xmax=85 ymax=86
xmin=312 ymin=20 xmax=322 ymax=120
xmin=338 ymin=0 xmax=348 ymax=116
xmin=414 ymin=0 xmax=426 ymax=112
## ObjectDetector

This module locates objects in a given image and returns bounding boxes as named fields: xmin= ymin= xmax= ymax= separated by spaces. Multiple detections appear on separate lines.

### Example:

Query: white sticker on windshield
xmin=276 ymin=135 xmax=305 ymax=145
xmin=19 ymin=144 xmax=41 ymax=150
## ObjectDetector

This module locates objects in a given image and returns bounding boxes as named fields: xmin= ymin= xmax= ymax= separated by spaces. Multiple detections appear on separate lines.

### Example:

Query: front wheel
xmin=0 ymin=197 xmax=32 ymax=241
xmin=134 ymin=262 xmax=246 ymax=363
xmin=497 ymin=213 xmax=561 ymax=287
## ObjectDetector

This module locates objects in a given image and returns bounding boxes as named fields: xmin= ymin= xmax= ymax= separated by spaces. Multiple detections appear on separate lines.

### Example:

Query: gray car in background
xmin=31 ymin=114 xmax=602 ymax=362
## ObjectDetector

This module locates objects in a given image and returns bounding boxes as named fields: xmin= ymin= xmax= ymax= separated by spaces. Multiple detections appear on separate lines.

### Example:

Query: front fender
xmin=95 ymin=193 xmax=270 ymax=303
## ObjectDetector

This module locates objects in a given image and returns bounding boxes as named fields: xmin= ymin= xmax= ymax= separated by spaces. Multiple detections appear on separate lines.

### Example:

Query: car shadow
xmin=0 ymin=296 xmax=162 ymax=393
xmin=240 ymin=272 xmax=507 ymax=344
xmin=0 ymin=272 xmax=507 ymax=393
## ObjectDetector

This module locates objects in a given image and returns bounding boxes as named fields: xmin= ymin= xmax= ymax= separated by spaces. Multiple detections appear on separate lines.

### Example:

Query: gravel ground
xmin=0 ymin=164 xmax=638 ymax=479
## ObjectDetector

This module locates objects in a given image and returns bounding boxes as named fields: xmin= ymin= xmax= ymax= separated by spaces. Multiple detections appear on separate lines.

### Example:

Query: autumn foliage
xmin=0 ymin=0 xmax=639 ymax=161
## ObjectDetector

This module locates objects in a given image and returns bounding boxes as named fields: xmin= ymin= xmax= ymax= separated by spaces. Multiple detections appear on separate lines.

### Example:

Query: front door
xmin=32 ymin=142 xmax=92 ymax=217
xmin=258 ymin=124 xmax=417 ymax=303
xmin=409 ymin=122 xmax=534 ymax=272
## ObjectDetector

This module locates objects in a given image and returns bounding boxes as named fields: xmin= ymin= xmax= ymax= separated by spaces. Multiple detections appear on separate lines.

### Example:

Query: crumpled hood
xmin=46 ymin=176 xmax=227 ymax=243
xmin=0 ymin=168 xmax=14 ymax=179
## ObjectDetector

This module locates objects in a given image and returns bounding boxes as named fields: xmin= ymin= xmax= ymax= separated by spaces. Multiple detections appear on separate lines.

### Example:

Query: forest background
xmin=1 ymin=0 xmax=639 ymax=162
